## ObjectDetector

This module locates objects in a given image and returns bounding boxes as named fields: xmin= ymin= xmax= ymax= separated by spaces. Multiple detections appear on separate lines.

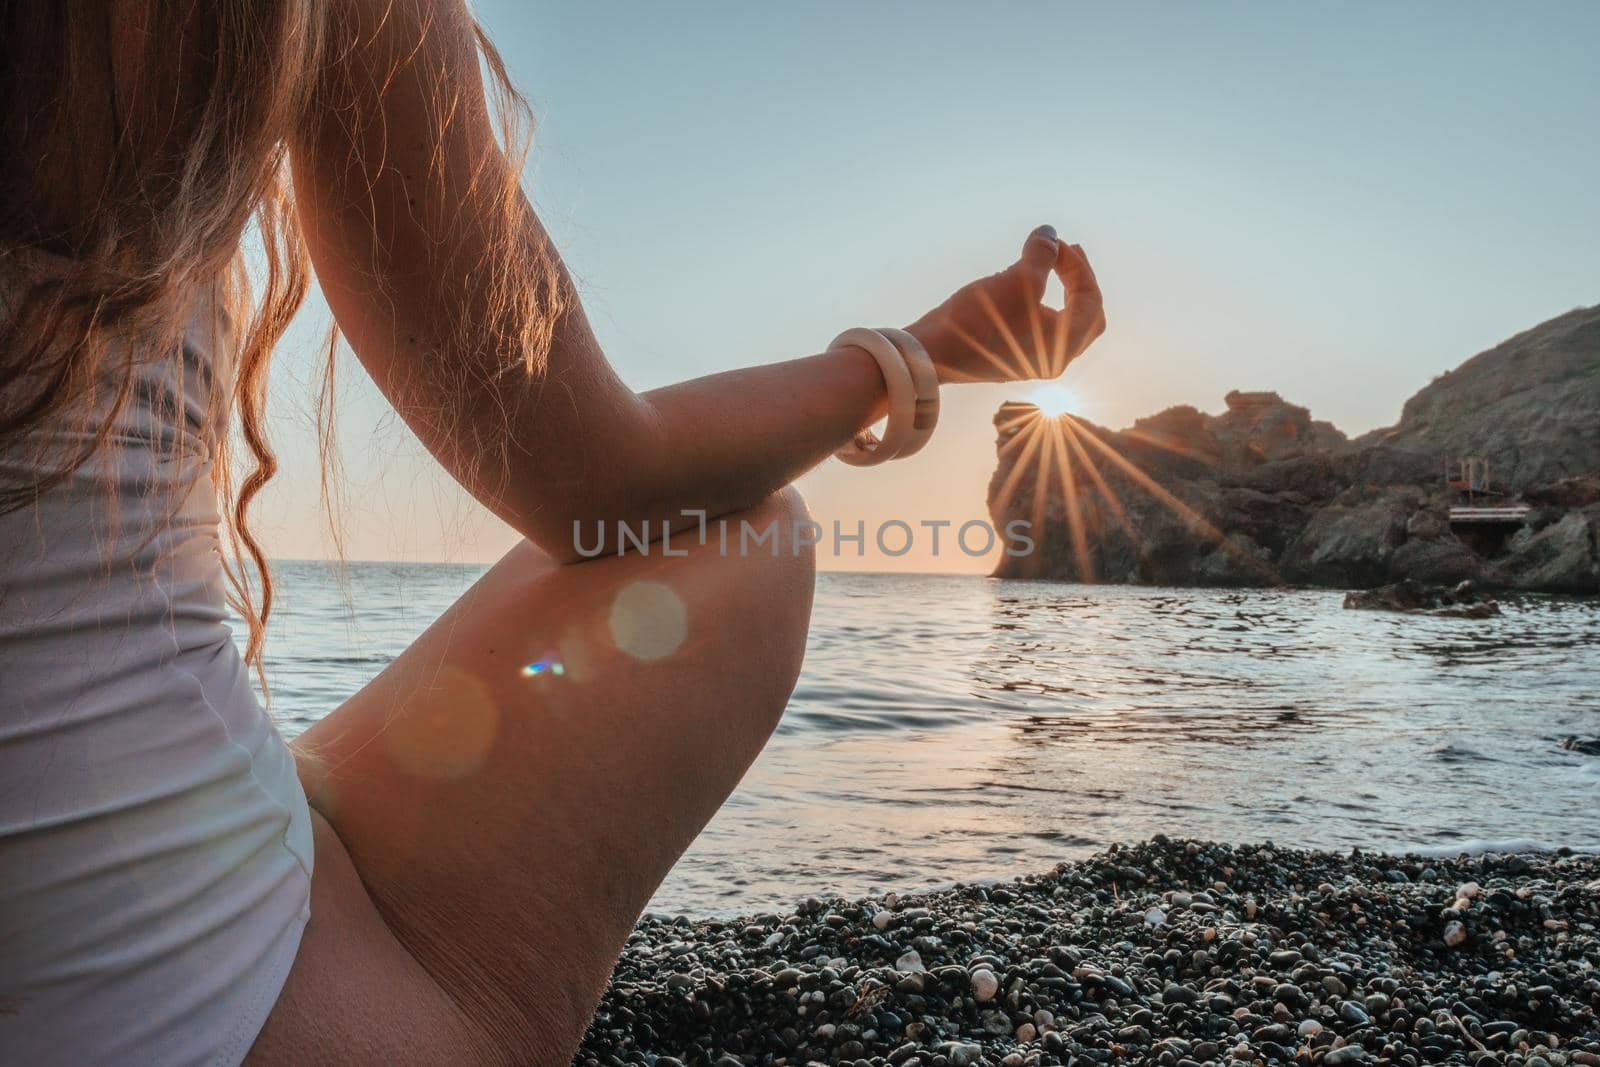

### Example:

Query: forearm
xmin=494 ymin=342 xmax=889 ymax=561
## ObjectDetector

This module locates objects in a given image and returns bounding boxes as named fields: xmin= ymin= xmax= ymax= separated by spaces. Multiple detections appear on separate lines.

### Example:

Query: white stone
xmin=872 ymin=910 xmax=893 ymax=930
xmin=1443 ymin=920 xmax=1468 ymax=947
xmin=1015 ymin=1022 xmax=1037 ymax=1042
xmin=1144 ymin=907 xmax=1167 ymax=927
xmin=969 ymin=968 xmax=999 ymax=1002
xmin=895 ymin=949 xmax=925 ymax=973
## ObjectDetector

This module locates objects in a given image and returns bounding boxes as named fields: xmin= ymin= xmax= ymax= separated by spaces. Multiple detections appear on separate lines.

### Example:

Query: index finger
xmin=1055 ymin=241 xmax=1101 ymax=299
xmin=1047 ymin=243 xmax=1107 ymax=375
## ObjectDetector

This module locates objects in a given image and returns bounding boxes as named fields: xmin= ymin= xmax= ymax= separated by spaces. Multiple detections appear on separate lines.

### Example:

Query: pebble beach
xmin=578 ymin=838 xmax=1600 ymax=1067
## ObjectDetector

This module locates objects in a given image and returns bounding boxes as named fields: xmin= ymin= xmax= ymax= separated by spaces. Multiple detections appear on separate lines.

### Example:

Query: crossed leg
xmin=247 ymin=489 xmax=816 ymax=1065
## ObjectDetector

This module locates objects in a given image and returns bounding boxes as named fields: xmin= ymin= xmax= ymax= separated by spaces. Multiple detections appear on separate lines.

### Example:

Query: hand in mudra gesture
xmin=907 ymin=226 xmax=1106 ymax=385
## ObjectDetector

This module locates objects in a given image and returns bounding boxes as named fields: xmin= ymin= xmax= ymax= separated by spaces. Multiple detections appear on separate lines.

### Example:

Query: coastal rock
xmin=1210 ymin=390 xmax=1346 ymax=460
xmin=1358 ymin=303 xmax=1600 ymax=489
xmin=1342 ymin=579 xmax=1500 ymax=617
xmin=1489 ymin=509 xmax=1600 ymax=593
xmin=1194 ymin=532 xmax=1274 ymax=586
xmin=1279 ymin=487 xmax=1417 ymax=587
xmin=1387 ymin=535 xmax=1482 ymax=585
xmin=1525 ymin=474 xmax=1600 ymax=509
xmin=988 ymin=304 xmax=1600 ymax=593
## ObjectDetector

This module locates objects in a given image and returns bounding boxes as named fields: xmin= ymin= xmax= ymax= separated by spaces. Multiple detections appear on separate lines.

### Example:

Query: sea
xmin=260 ymin=561 xmax=1600 ymax=916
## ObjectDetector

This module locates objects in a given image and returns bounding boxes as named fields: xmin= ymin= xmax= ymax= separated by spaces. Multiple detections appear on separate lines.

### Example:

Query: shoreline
xmin=580 ymin=838 xmax=1600 ymax=1067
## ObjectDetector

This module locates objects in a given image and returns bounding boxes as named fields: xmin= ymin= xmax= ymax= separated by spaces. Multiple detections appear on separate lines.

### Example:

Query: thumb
xmin=1017 ymin=224 xmax=1059 ymax=293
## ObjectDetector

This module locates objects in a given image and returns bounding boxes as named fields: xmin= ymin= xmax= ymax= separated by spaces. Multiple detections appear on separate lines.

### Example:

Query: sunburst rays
xmin=1120 ymin=426 xmax=1221 ymax=467
xmin=1058 ymin=418 xmax=1139 ymax=548
xmin=993 ymin=407 xmax=1280 ymax=585
xmin=970 ymin=286 xmax=1272 ymax=585
xmin=1044 ymin=423 xmax=1094 ymax=580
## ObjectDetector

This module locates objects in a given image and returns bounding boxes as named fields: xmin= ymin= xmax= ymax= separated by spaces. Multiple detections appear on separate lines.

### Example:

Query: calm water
xmin=261 ymin=562 xmax=1600 ymax=915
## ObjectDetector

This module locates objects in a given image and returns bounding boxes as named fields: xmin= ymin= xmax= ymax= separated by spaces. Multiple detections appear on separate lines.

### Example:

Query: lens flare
xmin=520 ymin=659 xmax=565 ymax=678
xmin=383 ymin=665 xmax=498 ymax=780
xmin=609 ymin=580 xmax=688 ymax=661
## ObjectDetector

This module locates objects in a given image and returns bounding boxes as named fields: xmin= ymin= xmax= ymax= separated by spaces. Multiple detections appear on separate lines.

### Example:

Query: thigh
xmin=245 ymin=811 xmax=489 ymax=1066
xmin=251 ymin=490 xmax=816 ymax=1065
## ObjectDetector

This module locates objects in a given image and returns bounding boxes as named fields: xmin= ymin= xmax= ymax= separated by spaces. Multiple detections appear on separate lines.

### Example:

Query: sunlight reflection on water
xmin=260 ymin=564 xmax=1600 ymax=915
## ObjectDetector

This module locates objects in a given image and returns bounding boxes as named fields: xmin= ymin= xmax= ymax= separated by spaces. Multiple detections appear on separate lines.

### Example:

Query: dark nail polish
xmin=1033 ymin=224 xmax=1058 ymax=242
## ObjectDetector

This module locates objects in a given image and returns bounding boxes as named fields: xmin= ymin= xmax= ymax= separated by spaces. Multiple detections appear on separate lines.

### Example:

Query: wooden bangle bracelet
xmin=876 ymin=327 xmax=940 ymax=459
xmin=833 ymin=327 xmax=918 ymax=467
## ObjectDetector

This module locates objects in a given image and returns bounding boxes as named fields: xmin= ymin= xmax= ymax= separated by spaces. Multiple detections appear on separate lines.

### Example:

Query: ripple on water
xmin=257 ymin=567 xmax=1600 ymax=914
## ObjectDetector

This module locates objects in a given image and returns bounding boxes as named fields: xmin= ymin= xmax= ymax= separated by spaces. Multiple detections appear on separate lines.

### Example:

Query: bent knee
xmin=728 ymin=486 xmax=816 ymax=608
xmin=696 ymin=488 xmax=816 ymax=712
xmin=716 ymin=485 xmax=817 ymax=573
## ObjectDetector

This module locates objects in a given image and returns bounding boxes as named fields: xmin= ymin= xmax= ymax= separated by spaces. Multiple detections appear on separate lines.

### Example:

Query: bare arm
xmin=290 ymin=0 xmax=1103 ymax=562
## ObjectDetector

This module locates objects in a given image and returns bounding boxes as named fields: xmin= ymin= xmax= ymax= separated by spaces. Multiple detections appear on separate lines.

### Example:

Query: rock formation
xmin=1356 ymin=305 xmax=1600 ymax=489
xmin=988 ymin=304 xmax=1600 ymax=592
xmin=1342 ymin=579 xmax=1500 ymax=618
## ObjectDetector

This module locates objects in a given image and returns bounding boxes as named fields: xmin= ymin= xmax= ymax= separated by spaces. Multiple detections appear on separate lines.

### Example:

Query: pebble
xmin=969 ymin=967 xmax=999 ymax=1002
xmin=1324 ymin=1048 xmax=1369 ymax=1065
xmin=574 ymin=838 xmax=1600 ymax=1067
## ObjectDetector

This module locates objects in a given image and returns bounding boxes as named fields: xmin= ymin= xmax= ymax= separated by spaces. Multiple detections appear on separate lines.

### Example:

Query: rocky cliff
xmin=987 ymin=304 xmax=1600 ymax=592
xmin=1358 ymin=305 xmax=1600 ymax=489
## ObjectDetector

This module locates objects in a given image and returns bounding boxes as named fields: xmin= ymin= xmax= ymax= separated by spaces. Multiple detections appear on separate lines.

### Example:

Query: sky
xmin=253 ymin=1 xmax=1600 ymax=573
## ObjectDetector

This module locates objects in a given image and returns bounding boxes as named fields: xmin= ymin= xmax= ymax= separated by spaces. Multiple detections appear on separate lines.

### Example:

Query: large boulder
xmin=1193 ymin=533 xmax=1276 ymax=587
xmin=1524 ymin=475 xmax=1600 ymax=510
xmin=1279 ymin=488 xmax=1421 ymax=587
xmin=1385 ymin=504 xmax=1483 ymax=583
xmin=1389 ymin=536 xmax=1483 ymax=585
xmin=1489 ymin=509 xmax=1600 ymax=593
xmin=1343 ymin=578 xmax=1500 ymax=617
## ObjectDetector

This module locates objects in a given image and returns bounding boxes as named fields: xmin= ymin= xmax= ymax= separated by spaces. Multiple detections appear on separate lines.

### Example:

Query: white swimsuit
xmin=0 ymin=282 xmax=313 ymax=1066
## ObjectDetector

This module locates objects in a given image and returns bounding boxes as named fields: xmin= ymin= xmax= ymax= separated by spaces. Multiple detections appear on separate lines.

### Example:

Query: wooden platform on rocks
xmin=1448 ymin=504 xmax=1531 ymax=524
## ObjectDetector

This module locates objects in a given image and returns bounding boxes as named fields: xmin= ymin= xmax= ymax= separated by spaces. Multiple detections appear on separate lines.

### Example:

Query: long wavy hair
xmin=0 ymin=2 xmax=554 ymax=690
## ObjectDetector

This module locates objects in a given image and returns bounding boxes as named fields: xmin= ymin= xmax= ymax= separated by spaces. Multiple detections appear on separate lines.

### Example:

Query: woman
xmin=0 ymin=2 xmax=1104 ymax=1064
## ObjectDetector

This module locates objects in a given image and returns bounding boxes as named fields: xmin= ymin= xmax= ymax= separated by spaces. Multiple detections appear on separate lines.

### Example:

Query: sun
xmin=1029 ymin=382 xmax=1079 ymax=418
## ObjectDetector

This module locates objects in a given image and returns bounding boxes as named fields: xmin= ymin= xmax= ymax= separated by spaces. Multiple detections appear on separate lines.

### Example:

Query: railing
xmin=1448 ymin=504 xmax=1531 ymax=523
